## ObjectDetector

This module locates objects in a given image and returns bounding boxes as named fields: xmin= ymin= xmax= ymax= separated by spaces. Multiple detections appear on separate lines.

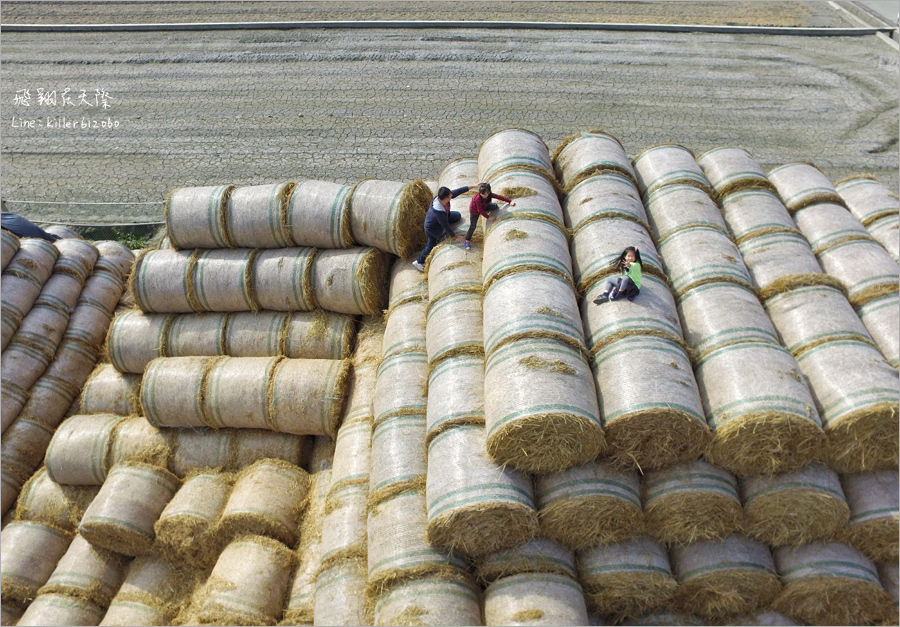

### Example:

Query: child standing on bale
xmin=412 ymin=185 xmax=475 ymax=272
xmin=594 ymin=246 xmax=643 ymax=303
xmin=464 ymin=183 xmax=516 ymax=251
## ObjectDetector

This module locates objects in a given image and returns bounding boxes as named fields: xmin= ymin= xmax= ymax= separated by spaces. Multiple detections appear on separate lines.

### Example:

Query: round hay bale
xmin=577 ymin=535 xmax=676 ymax=621
xmin=155 ymin=470 xmax=232 ymax=563
xmin=816 ymin=238 xmax=900 ymax=307
xmin=741 ymin=463 xmax=849 ymax=546
xmin=0 ymin=600 xmax=23 ymax=625
xmin=841 ymin=470 xmax=899 ymax=562
xmin=142 ymin=356 xmax=213 ymax=428
xmin=478 ymin=128 xmax=554 ymax=182
xmin=426 ymin=424 xmax=537 ymax=557
xmin=341 ymin=361 xmax=377 ymax=426
xmin=1 ymin=228 xmax=20 ymax=270
xmin=281 ymin=310 xmax=354 ymax=360
xmin=107 ymin=416 xmax=170 ymax=468
xmin=48 ymin=337 xmax=102 ymax=390
xmin=476 ymin=538 xmax=575 ymax=584
xmin=382 ymin=299 xmax=426 ymax=359
xmin=591 ymin=335 xmax=708 ymax=471
xmin=794 ymin=201 xmax=874 ymax=254
xmin=329 ymin=418 xmax=372 ymax=492
xmin=373 ymin=574 xmax=482 ymax=627
xmin=482 ymin=169 xmax=564 ymax=228
xmin=354 ymin=315 xmax=385 ymax=364
xmin=425 ymin=290 xmax=483 ymax=367
xmin=642 ymin=460 xmax=741 ymax=544
xmin=768 ymin=162 xmax=844 ymax=212
xmin=5 ymin=237 xmax=59 ymax=283
xmin=61 ymin=301 xmax=114 ymax=353
xmin=484 ymin=338 xmax=605 ymax=475
xmin=483 ymin=572 xmax=589 ymax=626
xmin=719 ymin=188 xmax=798 ymax=244
xmin=581 ymin=274 xmax=682 ymax=355
xmin=374 ymin=351 xmax=427 ymax=424
xmin=78 ymin=461 xmax=180 ymax=555
xmin=0 ymin=383 xmax=30 ymax=434
xmin=15 ymin=467 xmax=99 ymax=532
xmin=35 ymin=273 xmax=86 ymax=315
xmin=426 ymin=354 xmax=485 ymax=440
xmin=764 ymin=284 xmax=874 ymax=356
xmin=425 ymin=238 xmax=482 ymax=303
xmin=105 ymin=310 xmax=167 ymax=375
xmin=78 ymin=267 xmax=127 ymax=314
xmin=737 ymin=231 xmax=834 ymax=298
xmin=573 ymin=218 xmax=667 ymax=295
xmin=855 ymin=292 xmax=900 ymax=369
xmin=1 ymin=336 xmax=54 ymax=392
xmin=252 ymin=247 xmax=316 ymax=312
xmin=878 ymin=562 xmax=899 ymax=625
xmin=225 ymin=183 xmax=295 ymax=249
xmin=1 ymin=467 xmax=23 ymax=517
xmin=482 ymin=216 xmax=572 ymax=289
xmin=46 ymin=413 xmax=123 ymax=485
xmin=483 ymin=271 xmax=584 ymax=358
xmin=229 ymin=429 xmax=305 ymax=469
xmin=217 ymin=458 xmax=309 ymax=547
xmin=699 ymin=342 xmax=824 ymax=476
xmin=836 ymin=175 xmax=900 ymax=226
xmin=10 ymin=303 xmax=70 ymax=365
xmin=198 ymin=535 xmax=295 ymax=626
xmin=0 ymin=280 xmax=32 ymax=351
xmin=80 ymin=364 xmax=141 ymax=416
xmin=795 ymin=339 xmax=899 ymax=473
xmin=868 ymin=214 xmax=900 ymax=262
xmin=1 ymin=419 xmax=54 ymax=494
xmin=15 ymin=373 xmax=80 ymax=432
xmin=389 ymin=256 xmax=427 ymax=309
xmin=204 ymin=356 xmax=281 ymax=430
xmin=17 ymin=592 xmax=105 ymax=625
xmin=192 ymin=248 xmax=257 ymax=312
xmin=645 ymin=183 xmax=728 ymax=243
xmin=349 ymin=179 xmax=433 ymax=258
xmin=129 ymin=249 xmax=194 ymax=313
xmin=311 ymin=246 xmax=389 ymax=316
xmin=696 ymin=146 xmax=775 ymax=200
xmin=168 ymin=429 xmax=232 ymax=477
xmin=269 ymin=358 xmax=349 ymax=436
xmin=166 ymin=311 xmax=227 ymax=358
xmin=562 ymin=172 xmax=647 ymax=235
xmin=53 ymin=238 xmax=98 ymax=282
xmin=307 ymin=435 xmax=336 ymax=473
xmin=553 ymin=130 xmax=636 ymax=191
xmin=536 ymin=459 xmax=641 ymax=550
xmin=40 ymin=533 xmax=127 ymax=606
xmin=671 ymin=535 xmax=781 ymax=619
xmin=370 ymin=414 xmax=426 ymax=505
xmin=657 ymin=226 xmax=753 ymax=296
xmin=439 ymin=156 xmax=479 ymax=189
xmin=631 ymin=144 xmax=712 ymax=199
xmin=93 ymin=240 xmax=135 ymax=282
xmin=366 ymin=490 xmax=469 ymax=598
xmin=772 ymin=541 xmax=893 ymax=625
xmin=101 ymin=555 xmax=186 ymax=626
xmin=0 ymin=520 xmax=73 ymax=605
xmin=320 ymin=482 xmax=367 ymax=566
xmin=164 ymin=185 xmax=235 ymax=250
xmin=314 ymin=559 xmax=369 ymax=627
xmin=287 ymin=179 xmax=353 ymax=249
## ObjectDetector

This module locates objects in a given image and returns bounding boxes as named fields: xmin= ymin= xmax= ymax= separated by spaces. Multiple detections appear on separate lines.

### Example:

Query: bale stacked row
xmin=835 ymin=175 xmax=900 ymax=263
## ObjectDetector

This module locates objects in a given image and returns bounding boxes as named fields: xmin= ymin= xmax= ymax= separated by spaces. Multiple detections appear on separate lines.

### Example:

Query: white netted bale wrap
xmin=102 ymin=555 xmax=188 ymax=627
xmin=252 ymin=247 xmax=316 ymax=312
xmin=535 ymin=459 xmax=641 ymax=550
xmin=374 ymin=351 xmax=428 ymax=424
xmin=53 ymin=238 xmax=98 ymax=282
xmin=17 ymin=341 xmax=95 ymax=428
xmin=764 ymin=285 xmax=874 ymax=356
xmin=107 ymin=415 xmax=170 ymax=469
xmin=855 ymin=292 xmax=899 ymax=369
xmin=2 ymin=326 xmax=57 ymax=391
xmin=483 ymin=271 xmax=584 ymax=357
xmin=354 ymin=316 xmax=385 ymax=368
xmin=270 ymin=357 xmax=349 ymax=436
xmin=642 ymin=460 xmax=741 ymax=544
xmin=283 ymin=310 xmax=354 ymax=360
xmin=320 ymin=482 xmax=367 ymax=566
xmin=17 ymin=593 xmax=105 ymax=625
xmin=698 ymin=342 xmax=824 ymax=476
xmin=426 ymin=354 xmax=485 ymax=440
xmin=230 ymin=430 xmax=305 ymax=470
xmin=5 ymin=237 xmax=59 ymax=283
xmin=0 ymin=521 xmax=73 ymax=605
xmin=389 ymin=256 xmax=427 ymax=309
xmin=341 ymin=362 xmax=377 ymax=427
xmin=93 ymin=240 xmax=135 ymax=282
xmin=164 ymin=185 xmax=235 ymax=249
xmin=869 ymin=214 xmax=900 ymax=262
xmin=382 ymin=300 xmax=426 ymax=359
xmin=484 ymin=338 xmax=605 ymax=474
xmin=878 ymin=562 xmax=899 ymax=625
xmin=439 ymin=156 xmax=479 ymax=190
xmin=483 ymin=169 xmax=564 ymax=227
xmin=80 ymin=364 xmax=142 ymax=416
xmin=39 ymin=533 xmax=127 ymax=607
xmin=426 ymin=424 xmax=537 ymax=557
xmin=166 ymin=311 xmax=227 ymax=358
xmin=553 ymin=130 xmax=637 ymax=191
xmin=795 ymin=339 xmax=899 ymax=473
xmin=425 ymin=238 xmax=483 ymax=302
xmin=311 ymin=246 xmax=389 ymax=315
xmin=656 ymin=226 xmax=752 ymax=296
xmin=478 ymin=128 xmax=555 ymax=182
xmin=645 ymin=184 xmax=728 ymax=243
xmin=676 ymin=281 xmax=779 ymax=360
xmin=198 ymin=535 xmax=295 ymax=626
xmin=14 ymin=468 xmax=99 ymax=532
xmin=1 ymin=228 xmax=20 ymax=270
xmin=45 ymin=413 xmax=123 ymax=485
xmin=0 ymin=383 xmax=30 ymax=435
xmin=373 ymin=574 xmax=482 ymax=627
xmin=632 ymin=144 xmax=712 ymax=199
xmin=425 ymin=290 xmax=483 ymax=367
xmin=105 ymin=310 xmax=164 ymax=374
xmin=719 ymin=188 xmax=798 ymax=243
xmin=349 ymin=179 xmax=433 ymax=257
xmin=370 ymin=414 xmax=426 ymax=504
xmin=33 ymin=272 xmax=85 ymax=318
xmin=483 ymin=572 xmax=589 ymax=626
xmin=794 ymin=201 xmax=874 ymax=254
xmin=167 ymin=429 xmax=231 ymax=476
xmin=815 ymin=238 xmax=899 ymax=306
xmin=78 ymin=462 xmax=180 ymax=556
xmin=671 ymin=535 xmax=781 ymax=619
xmin=591 ymin=335 xmax=708 ymax=471
xmin=1 ymin=420 xmax=54 ymax=499
xmin=286 ymin=179 xmax=353 ymax=249
xmin=1 ymin=276 xmax=35 ymax=351
xmin=741 ymin=463 xmax=849 ymax=546
xmin=192 ymin=248 xmax=257 ymax=312
xmin=154 ymin=470 xmax=231 ymax=563
xmin=224 ymin=182 xmax=295 ymax=249
xmin=482 ymin=216 xmax=572 ymax=288
xmin=772 ymin=541 xmax=893 ymax=625
xmin=577 ymin=535 xmax=676 ymax=621
xmin=314 ymin=559 xmax=369 ymax=627
xmin=1 ymin=238 xmax=59 ymax=349
xmin=841 ymin=470 xmax=899 ymax=562
xmin=129 ymin=249 xmax=194 ymax=313
xmin=141 ymin=355 xmax=209 ymax=428
xmin=329 ymin=418 xmax=371 ymax=492
xmin=696 ymin=146 xmax=775 ymax=200
xmin=562 ymin=172 xmax=647 ymax=234
xmin=476 ymin=538 xmax=576 ymax=584
xmin=737 ymin=231 xmax=836 ymax=298
xmin=367 ymin=489 xmax=469 ymax=598
xmin=836 ymin=176 xmax=900 ymax=225
xmin=574 ymin=224 xmax=666 ymax=299
xmin=768 ymin=162 xmax=844 ymax=212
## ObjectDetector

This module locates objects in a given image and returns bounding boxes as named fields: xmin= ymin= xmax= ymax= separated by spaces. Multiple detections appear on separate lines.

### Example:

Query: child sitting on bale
xmin=594 ymin=246 xmax=642 ymax=303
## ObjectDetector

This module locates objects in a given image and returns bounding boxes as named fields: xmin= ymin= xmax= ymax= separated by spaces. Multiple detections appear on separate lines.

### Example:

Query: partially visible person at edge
xmin=1 ymin=211 xmax=60 ymax=242
xmin=412 ymin=184 xmax=477 ymax=271
xmin=463 ymin=182 xmax=516 ymax=251
xmin=593 ymin=246 xmax=643 ymax=303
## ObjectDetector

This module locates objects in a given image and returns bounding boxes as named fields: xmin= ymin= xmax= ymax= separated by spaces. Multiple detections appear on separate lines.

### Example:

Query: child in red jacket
xmin=464 ymin=183 xmax=516 ymax=250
